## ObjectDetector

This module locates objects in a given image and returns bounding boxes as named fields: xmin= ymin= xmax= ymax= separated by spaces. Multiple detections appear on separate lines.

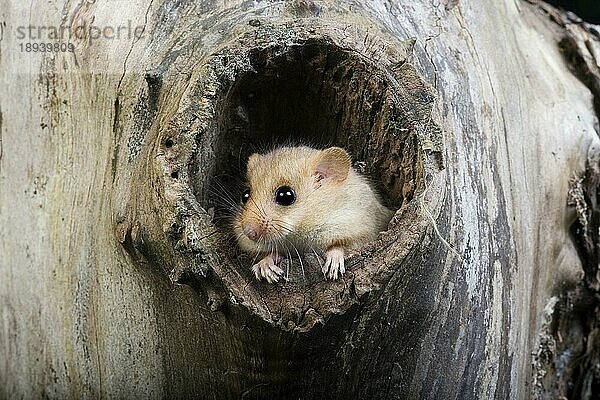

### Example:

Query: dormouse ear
xmin=314 ymin=147 xmax=352 ymax=183
xmin=247 ymin=153 xmax=261 ymax=172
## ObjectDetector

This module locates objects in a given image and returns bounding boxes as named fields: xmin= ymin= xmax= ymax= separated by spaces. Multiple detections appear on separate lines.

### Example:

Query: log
xmin=0 ymin=0 xmax=598 ymax=398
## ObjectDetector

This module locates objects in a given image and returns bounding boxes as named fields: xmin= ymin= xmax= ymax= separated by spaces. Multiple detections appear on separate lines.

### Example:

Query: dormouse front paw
xmin=252 ymin=254 xmax=284 ymax=283
xmin=323 ymin=246 xmax=345 ymax=280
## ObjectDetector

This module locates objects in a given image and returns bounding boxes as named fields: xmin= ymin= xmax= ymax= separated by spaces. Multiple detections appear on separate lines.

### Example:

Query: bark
xmin=0 ymin=0 xmax=598 ymax=399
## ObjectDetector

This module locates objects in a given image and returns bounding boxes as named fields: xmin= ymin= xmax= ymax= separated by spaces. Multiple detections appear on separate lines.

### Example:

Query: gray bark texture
xmin=1 ymin=0 xmax=599 ymax=399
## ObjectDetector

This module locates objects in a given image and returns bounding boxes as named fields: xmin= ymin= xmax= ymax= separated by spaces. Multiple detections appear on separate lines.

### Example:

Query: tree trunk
xmin=1 ymin=0 xmax=598 ymax=399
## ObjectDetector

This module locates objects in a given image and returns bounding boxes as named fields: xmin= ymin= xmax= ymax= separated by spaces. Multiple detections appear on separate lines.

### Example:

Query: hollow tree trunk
xmin=1 ymin=0 xmax=599 ymax=399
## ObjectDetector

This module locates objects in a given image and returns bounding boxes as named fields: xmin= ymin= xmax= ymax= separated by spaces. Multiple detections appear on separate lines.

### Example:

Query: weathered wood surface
xmin=0 ymin=0 xmax=598 ymax=399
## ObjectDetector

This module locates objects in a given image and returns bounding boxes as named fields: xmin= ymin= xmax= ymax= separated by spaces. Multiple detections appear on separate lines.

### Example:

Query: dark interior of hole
xmin=201 ymin=41 xmax=417 ymax=227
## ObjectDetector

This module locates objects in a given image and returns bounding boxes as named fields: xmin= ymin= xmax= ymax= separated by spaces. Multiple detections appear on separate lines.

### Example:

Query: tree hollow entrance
xmin=152 ymin=22 xmax=444 ymax=330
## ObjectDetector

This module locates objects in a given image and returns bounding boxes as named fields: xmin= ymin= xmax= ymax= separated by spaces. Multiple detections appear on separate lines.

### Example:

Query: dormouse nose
xmin=243 ymin=225 xmax=260 ymax=241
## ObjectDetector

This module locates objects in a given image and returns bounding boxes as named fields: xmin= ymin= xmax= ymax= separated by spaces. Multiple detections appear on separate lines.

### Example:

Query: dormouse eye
xmin=274 ymin=186 xmax=296 ymax=206
xmin=242 ymin=189 xmax=250 ymax=204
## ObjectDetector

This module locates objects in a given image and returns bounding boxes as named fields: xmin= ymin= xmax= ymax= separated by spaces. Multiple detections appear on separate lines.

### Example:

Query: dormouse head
xmin=234 ymin=146 xmax=352 ymax=253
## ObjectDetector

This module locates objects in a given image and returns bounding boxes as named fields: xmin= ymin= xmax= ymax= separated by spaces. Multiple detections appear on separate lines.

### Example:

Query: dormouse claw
xmin=252 ymin=254 xmax=284 ymax=283
xmin=323 ymin=246 xmax=345 ymax=280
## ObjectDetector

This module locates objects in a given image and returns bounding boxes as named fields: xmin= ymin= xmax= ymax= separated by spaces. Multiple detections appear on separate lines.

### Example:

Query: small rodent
xmin=234 ymin=146 xmax=393 ymax=283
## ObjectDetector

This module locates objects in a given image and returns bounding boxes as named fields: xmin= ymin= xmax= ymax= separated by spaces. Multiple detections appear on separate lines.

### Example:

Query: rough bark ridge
xmin=0 ymin=0 xmax=598 ymax=399
xmin=527 ymin=4 xmax=600 ymax=399
xmin=533 ymin=151 xmax=600 ymax=400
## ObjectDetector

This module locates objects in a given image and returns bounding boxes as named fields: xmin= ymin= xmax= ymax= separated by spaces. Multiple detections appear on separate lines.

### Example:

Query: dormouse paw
xmin=323 ymin=246 xmax=345 ymax=280
xmin=252 ymin=254 xmax=284 ymax=283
